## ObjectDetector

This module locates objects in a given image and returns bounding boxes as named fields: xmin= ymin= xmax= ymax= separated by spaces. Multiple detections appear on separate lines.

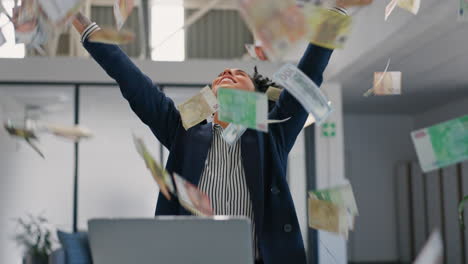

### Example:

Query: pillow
xmin=57 ymin=230 xmax=93 ymax=264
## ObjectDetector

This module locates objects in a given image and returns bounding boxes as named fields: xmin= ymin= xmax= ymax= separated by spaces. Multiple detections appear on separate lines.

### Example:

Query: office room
xmin=0 ymin=0 xmax=467 ymax=263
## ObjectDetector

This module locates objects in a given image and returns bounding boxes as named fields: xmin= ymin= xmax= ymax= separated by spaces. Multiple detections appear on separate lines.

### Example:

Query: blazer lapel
xmin=241 ymin=129 xmax=265 ymax=234
xmin=184 ymin=123 xmax=213 ymax=186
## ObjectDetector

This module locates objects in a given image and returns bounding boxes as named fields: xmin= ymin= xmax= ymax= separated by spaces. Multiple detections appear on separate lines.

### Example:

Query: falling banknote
xmin=237 ymin=0 xmax=308 ymax=60
xmin=459 ymin=0 xmax=468 ymax=21
xmin=177 ymin=86 xmax=219 ymax=130
xmin=385 ymin=0 xmax=399 ymax=21
xmin=217 ymin=87 xmax=268 ymax=132
xmin=397 ymin=0 xmax=421 ymax=16
xmin=222 ymin=123 xmax=247 ymax=145
xmin=336 ymin=0 xmax=374 ymax=7
xmin=386 ymin=0 xmax=420 ymax=20
xmin=173 ymin=173 xmax=214 ymax=216
xmin=413 ymin=230 xmax=443 ymax=264
xmin=411 ymin=115 xmax=468 ymax=173
xmin=37 ymin=0 xmax=84 ymax=24
xmin=265 ymin=86 xmax=282 ymax=102
xmin=310 ymin=182 xmax=358 ymax=216
xmin=133 ymin=135 xmax=174 ymax=199
xmin=303 ymin=4 xmax=352 ymax=50
xmin=245 ymin=44 xmax=269 ymax=61
xmin=273 ymin=63 xmax=333 ymax=126
xmin=372 ymin=71 xmax=402 ymax=95
xmin=45 ymin=125 xmax=93 ymax=142
xmin=12 ymin=0 xmax=39 ymax=45
xmin=88 ymin=28 xmax=135 ymax=45
xmin=4 ymin=120 xmax=44 ymax=158
xmin=313 ymin=0 xmax=373 ymax=8
xmin=114 ymin=0 xmax=135 ymax=30
xmin=308 ymin=195 xmax=349 ymax=237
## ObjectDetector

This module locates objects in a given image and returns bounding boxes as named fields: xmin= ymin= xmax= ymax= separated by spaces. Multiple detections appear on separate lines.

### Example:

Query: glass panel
xmin=0 ymin=85 xmax=74 ymax=263
xmin=78 ymin=86 xmax=162 ymax=230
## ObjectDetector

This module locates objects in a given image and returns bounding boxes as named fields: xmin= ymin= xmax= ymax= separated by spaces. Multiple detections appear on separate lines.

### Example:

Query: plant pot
xmin=22 ymin=253 xmax=49 ymax=264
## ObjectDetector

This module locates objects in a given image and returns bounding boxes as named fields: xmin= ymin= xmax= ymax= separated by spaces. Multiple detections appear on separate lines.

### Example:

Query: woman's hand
xmin=72 ymin=12 xmax=92 ymax=34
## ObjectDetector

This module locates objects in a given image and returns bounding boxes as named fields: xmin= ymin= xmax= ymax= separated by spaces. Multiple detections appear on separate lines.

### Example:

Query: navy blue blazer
xmin=83 ymin=39 xmax=332 ymax=264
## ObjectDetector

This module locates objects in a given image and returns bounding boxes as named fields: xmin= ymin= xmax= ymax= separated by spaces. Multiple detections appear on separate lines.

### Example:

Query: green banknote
xmin=412 ymin=115 xmax=468 ymax=173
xmin=309 ymin=183 xmax=358 ymax=216
xmin=273 ymin=63 xmax=333 ymax=126
xmin=217 ymin=87 xmax=268 ymax=132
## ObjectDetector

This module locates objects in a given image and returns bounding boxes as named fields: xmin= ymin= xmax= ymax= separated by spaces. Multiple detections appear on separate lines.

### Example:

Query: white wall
xmin=288 ymin=130 xmax=308 ymax=252
xmin=0 ymin=86 xmax=75 ymax=264
xmin=344 ymin=114 xmax=415 ymax=262
xmin=342 ymin=96 xmax=467 ymax=262
xmin=77 ymin=86 xmax=165 ymax=230
xmin=315 ymin=83 xmax=347 ymax=264
xmin=412 ymin=96 xmax=468 ymax=129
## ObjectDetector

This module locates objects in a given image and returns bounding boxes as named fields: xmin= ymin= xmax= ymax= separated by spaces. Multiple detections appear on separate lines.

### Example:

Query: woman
xmin=72 ymin=5 xmax=345 ymax=263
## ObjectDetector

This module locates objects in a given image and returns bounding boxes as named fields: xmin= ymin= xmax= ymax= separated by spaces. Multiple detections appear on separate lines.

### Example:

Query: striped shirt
xmin=198 ymin=124 xmax=258 ymax=258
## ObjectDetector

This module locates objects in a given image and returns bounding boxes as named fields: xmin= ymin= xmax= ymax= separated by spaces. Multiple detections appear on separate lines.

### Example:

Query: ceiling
xmin=1 ymin=0 xmax=467 ymax=116
xmin=323 ymin=0 xmax=468 ymax=114
xmin=176 ymin=0 xmax=468 ymax=114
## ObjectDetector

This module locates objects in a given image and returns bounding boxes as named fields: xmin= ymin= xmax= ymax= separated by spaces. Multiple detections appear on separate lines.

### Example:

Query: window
xmin=150 ymin=0 xmax=185 ymax=61
xmin=0 ymin=0 xmax=25 ymax=58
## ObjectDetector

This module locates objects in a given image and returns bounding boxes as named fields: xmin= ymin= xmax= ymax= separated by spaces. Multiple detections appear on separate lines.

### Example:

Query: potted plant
xmin=13 ymin=214 xmax=54 ymax=264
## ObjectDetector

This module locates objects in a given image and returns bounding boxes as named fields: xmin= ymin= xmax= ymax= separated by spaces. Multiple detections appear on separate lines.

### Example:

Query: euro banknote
xmin=45 ymin=125 xmax=93 ymax=142
xmin=265 ymin=86 xmax=282 ymax=102
xmin=309 ymin=183 xmax=359 ymax=216
xmin=411 ymin=115 xmax=468 ymax=173
xmin=237 ymin=0 xmax=308 ymax=60
xmin=114 ymin=0 xmax=135 ymax=30
xmin=273 ymin=63 xmax=333 ymax=126
xmin=397 ymin=0 xmax=421 ymax=15
xmin=173 ymin=173 xmax=214 ymax=216
xmin=308 ymin=196 xmax=349 ymax=237
xmin=313 ymin=0 xmax=373 ymax=8
xmin=12 ymin=0 xmax=40 ymax=44
xmin=385 ymin=0 xmax=399 ymax=21
xmin=133 ymin=135 xmax=174 ymax=199
xmin=245 ymin=44 xmax=269 ymax=61
xmin=37 ymin=0 xmax=84 ymax=24
xmin=336 ymin=0 xmax=373 ymax=7
xmin=217 ymin=87 xmax=268 ymax=132
xmin=413 ymin=230 xmax=443 ymax=264
xmin=222 ymin=124 xmax=247 ymax=145
xmin=303 ymin=4 xmax=352 ymax=49
xmin=373 ymin=71 xmax=402 ymax=95
xmin=178 ymin=86 xmax=219 ymax=130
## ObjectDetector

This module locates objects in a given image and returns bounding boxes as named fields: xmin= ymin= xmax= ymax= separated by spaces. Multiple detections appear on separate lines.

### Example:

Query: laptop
xmin=88 ymin=216 xmax=253 ymax=264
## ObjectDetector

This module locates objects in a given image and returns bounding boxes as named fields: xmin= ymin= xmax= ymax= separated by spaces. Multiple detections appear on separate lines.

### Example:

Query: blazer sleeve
xmin=82 ymin=40 xmax=181 ymax=149
xmin=269 ymin=44 xmax=333 ymax=153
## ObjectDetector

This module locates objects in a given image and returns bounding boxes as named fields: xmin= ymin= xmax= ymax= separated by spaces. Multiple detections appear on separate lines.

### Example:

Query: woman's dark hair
xmin=251 ymin=66 xmax=279 ymax=93
xmin=251 ymin=66 xmax=280 ymax=110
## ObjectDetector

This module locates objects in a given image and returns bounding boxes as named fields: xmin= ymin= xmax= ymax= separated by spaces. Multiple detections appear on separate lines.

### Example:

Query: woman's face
xmin=211 ymin=68 xmax=256 ymax=95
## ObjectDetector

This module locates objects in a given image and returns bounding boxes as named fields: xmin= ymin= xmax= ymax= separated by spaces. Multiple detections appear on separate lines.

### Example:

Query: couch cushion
xmin=57 ymin=230 xmax=93 ymax=264
xmin=49 ymin=248 xmax=66 ymax=264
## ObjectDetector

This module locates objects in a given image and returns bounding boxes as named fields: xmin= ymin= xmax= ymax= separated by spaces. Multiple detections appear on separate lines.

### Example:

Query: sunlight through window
xmin=150 ymin=0 xmax=185 ymax=61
